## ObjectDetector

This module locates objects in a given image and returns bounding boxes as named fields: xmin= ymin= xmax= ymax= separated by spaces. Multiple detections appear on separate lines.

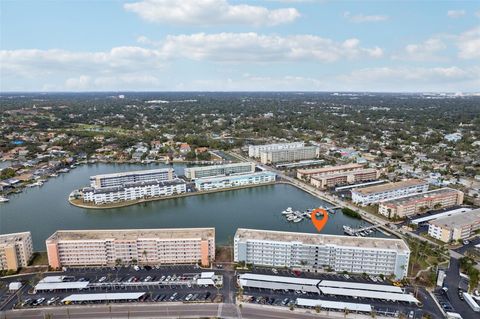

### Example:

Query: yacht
xmin=0 ymin=196 xmax=9 ymax=203
xmin=287 ymin=215 xmax=296 ymax=222
xmin=49 ymin=173 xmax=58 ymax=177
xmin=293 ymin=217 xmax=303 ymax=223
xmin=343 ymin=225 xmax=355 ymax=236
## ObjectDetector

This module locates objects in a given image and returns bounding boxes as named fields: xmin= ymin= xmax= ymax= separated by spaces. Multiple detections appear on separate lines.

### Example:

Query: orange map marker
xmin=311 ymin=208 xmax=328 ymax=232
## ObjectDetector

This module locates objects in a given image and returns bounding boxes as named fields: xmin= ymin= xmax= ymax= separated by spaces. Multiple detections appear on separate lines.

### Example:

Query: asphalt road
xmin=0 ymin=303 xmax=372 ymax=319
xmin=444 ymin=257 xmax=478 ymax=319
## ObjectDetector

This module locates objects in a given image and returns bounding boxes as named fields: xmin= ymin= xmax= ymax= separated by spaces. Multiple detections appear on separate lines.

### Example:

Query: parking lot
xmin=2 ymin=264 xmax=226 ymax=311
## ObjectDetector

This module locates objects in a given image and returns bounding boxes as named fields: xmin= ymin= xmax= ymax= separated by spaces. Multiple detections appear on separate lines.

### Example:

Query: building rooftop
xmin=352 ymin=179 xmax=427 ymax=195
xmin=298 ymin=163 xmax=365 ymax=175
xmin=195 ymin=171 xmax=276 ymax=183
xmin=429 ymin=208 xmax=480 ymax=228
xmin=47 ymin=228 xmax=215 ymax=242
xmin=380 ymin=188 xmax=462 ymax=207
xmin=311 ymin=168 xmax=377 ymax=180
xmin=90 ymin=168 xmax=173 ymax=180
xmin=0 ymin=232 xmax=31 ymax=246
xmin=184 ymin=162 xmax=254 ymax=172
xmin=250 ymin=142 xmax=304 ymax=148
xmin=235 ymin=228 xmax=410 ymax=253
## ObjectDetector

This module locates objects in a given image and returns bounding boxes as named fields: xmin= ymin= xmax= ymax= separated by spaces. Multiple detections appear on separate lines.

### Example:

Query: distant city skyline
xmin=1 ymin=0 xmax=479 ymax=92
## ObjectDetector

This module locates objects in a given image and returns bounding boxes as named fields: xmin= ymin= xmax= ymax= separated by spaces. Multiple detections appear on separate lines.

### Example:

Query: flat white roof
xmin=62 ymin=292 xmax=145 ymax=302
xmin=239 ymin=273 xmax=320 ymax=286
xmin=411 ymin=208 xmax=472 ymax=224
xmin=39 ymin=276 xmax=66 ymax=283
xmin=197 ymin=279 xmax=215 ymax=286
xmin=201 ymin=272 xmax=215 ymax=279
xmin=239 ymin=279 xmax=320 ymax=293
xmin=35 ymin=282 xmax=89 ymax=291
xmin=296 ymin=298 xmax=372 ymax=312
xmin=319 ymin=280 xmax=403 ymax=293
xmin=319 ymin=287 xmax=419 ymax=303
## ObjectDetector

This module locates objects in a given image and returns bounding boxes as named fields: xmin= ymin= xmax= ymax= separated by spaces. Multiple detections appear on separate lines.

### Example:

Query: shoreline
xmin=68 ymin=181 xmax=278 ymax=210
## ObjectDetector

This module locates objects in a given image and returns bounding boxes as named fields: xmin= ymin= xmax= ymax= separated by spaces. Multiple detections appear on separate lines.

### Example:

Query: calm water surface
xmin=0 ymin=163 xmax=385 ymax=250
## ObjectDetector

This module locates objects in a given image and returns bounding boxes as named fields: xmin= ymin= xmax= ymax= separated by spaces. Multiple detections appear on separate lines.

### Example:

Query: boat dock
xmin=343 ymin=224 xmax=385 ymax=237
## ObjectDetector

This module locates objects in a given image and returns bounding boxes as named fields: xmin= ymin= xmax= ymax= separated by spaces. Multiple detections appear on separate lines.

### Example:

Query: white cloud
xmin=337 ymin=66 xmax=480 ymax=91
xmin=447 ymin=10 xmax=466 ymax=18
xmin=124 ymin=0 xmax=300 ymax=26
xmin=393 ymin=37 xmax=446 ymax=61
xmin=343 ymin=11 xmax=388 ymax=23
xmin=160 ymin=32 xmax=383 ymax=62
xmin=456 ymin=26 xmax=480 ymax=59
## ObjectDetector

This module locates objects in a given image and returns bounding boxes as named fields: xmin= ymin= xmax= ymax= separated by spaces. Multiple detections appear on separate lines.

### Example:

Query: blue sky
xmin=1 ymin=0 xmax=479 ymax=92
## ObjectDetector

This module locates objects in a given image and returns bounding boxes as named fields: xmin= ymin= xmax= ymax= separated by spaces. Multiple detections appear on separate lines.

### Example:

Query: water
xmin=0 ymin=163 xmax=385 ymax=250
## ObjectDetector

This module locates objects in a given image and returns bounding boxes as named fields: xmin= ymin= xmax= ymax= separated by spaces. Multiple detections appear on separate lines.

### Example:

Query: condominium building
xmin=234 ymin=228 xmax=410 ymax=279
xmin=184 ymin=162 xmax=255 ymax=180
xmin=297 ymin=163 xmax=365 ymax=181
xmin=428 ymin=208 xmax=480 ymax=243
xmin=248 ymin=142 xmax=305 ymax=158
xmin=89 ymin=168 xmax=174 ymax=189
xmin=378 ymin=188 xmax=464 ymax=219
xmin=82 ymin=179 xmax=187 ymax=205
xmin=310 ymin=168 xmax=379 ymax=190
xmin=351 ymin=179 xmax=429 ymax=206
xmin=46 ymin=228 xmax=215 ymax=268
xmin=0 ymin=232 xmax=34 ymax=271
xmin=260 ymin=146 xmax=318 ymax=164
xmin=194 ymin=171 xmax=276 ymax=191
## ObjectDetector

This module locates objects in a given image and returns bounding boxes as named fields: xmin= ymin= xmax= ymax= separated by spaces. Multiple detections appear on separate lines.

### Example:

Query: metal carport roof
xmin=238 ymin=273 xmax=320 ymax=286
xmin=239 ymin=279 xmax=320 ymax=293
xmin=319 ymin=287 xmax=419 ymax=303
xmin=35 ymin=282 xmax=89 ymax=291
xmin=296 ymin=298 xmax=372 ymax=312
xmin=319 ymin=280 xmax=403 ymax=293
xmin=62 ymin=292 xmax=145 ymax=302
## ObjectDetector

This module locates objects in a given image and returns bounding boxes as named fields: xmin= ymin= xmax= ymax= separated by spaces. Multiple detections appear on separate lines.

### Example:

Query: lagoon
xmin=0 ymin=163 xmax=385 ymax=250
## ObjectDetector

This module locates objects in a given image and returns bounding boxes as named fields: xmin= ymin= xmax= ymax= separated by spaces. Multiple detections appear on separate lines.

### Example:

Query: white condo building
xmin=184 ymin=162 xmax=255 ymax=180
xmin=260 ymin=146 xmax=318 ymax=164
xmin=234 ymin=228 xmax=410 ymax=279
xmin=195 ymin=171 xmax=276 ymax=191
xmin=248 ymin=142 xmax=304 ymax=158
xmin=351 ymin=179 xmax=429 ymax=206
xmin=89 ymin=168 xmax=174 ymax=188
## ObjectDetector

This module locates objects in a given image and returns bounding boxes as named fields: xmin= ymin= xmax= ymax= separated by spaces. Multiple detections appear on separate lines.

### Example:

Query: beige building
xmin=428 ymin=209 xmax=480 ymax=242
xmin=378 ymin=188 xmax=464 ymax=219
xmin=310 ymin=168 xmax=379 ymax=189
xmin=46 ymin=228 xmax=215 ymax=269
xmin=297 ymin=163 xmax=365 ymax=181
xmin=0 ymin=232 xmax=33 ymax=271
xmin=260 ymin=146 xmax=318 ymax=164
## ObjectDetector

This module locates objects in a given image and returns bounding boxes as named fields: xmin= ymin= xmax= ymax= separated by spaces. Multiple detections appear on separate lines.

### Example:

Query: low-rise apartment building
xmin=90 ymin=168 xmax=174 ymax=188
xmin=297 ymin=163 xmax=365 ymax=181
xmin=83 ymin=179 xmax=186 ymax=205
xmin=248 ymin=142 xmax=304 ymax=158
xmin=310 ymin=168 xmax=379 ymax=189
xmin=428 ymin=208 xmax=480 ymax=242
xmin=0 ymin=232 xmax=34 ymax=271
xmin=260 ymin=146 xmax=318 ymax=164
xmin=378 ymin=188 xmax=464 ymax=219
xmin=234 ymin=228 xmax=410 ymax=279
xmin=351 ymin=179 xmax=429 ymax=206
xmin=194 ymin=171 xmax=276 ymax=191
xmin=46 ymin=228 xmax=215 ymax=268
xmin=184 ymin=162 xmax=255 ymax=180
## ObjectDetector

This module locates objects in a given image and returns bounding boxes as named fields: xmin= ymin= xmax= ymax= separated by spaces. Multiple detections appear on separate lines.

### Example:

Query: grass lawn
xmin=29 ymin=252 xmax=49 ymax=266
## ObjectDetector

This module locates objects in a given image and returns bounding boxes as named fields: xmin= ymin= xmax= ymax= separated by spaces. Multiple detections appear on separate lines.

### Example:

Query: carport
xmin=34 ymin=282 xmax=89 ymax=292
xmin=318 ymin=280 xmax=403 ymax=293
xmin=238 ymin=273 xmax=321 ymax=293
xmin=61 ymin=292 xmax=145 ymax=303
xmin=296 ymin=298 xmax=372 ymax=312
xmin=319 ymin=287 xmax=419 ymax=303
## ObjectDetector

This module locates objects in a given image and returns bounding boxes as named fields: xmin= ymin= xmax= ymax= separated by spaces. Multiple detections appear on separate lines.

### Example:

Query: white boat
xmin=0 ymin=196 xmax=9 ymax=203
xmin=58 ymin=168 xmax=70 ymax=173
xmin=281 ymin=210 xmax=291 ymax=215
xmin=28 ymin=181 xmax=43 ymax=187
xmin=49 ymin=173 xmax=58 ymax=177
xmin=287 ymin=216 xmax=296 ymax=221
xmin=293 ymin=217 xmax=303 ymax=223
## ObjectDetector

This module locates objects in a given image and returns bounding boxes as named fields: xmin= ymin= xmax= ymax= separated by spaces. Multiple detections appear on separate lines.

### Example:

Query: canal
xmin=0 ymin=163 xmax=386 ymax=250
